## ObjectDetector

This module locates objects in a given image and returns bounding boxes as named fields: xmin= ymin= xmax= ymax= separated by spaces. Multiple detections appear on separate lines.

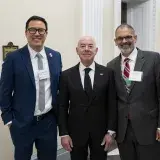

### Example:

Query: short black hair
xmin=115 ymin=23 xmax=135 ymax=35
xmin=25 ymin=15 xmax=48 ymax=31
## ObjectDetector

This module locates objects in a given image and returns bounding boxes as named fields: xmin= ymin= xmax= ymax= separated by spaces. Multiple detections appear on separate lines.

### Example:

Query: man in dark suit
xmin=107 ymin=24 xmax=160 ymax=160
xmin=0 ymin=16 xmax=62 ymax=160
xmin=58 ymin=36 xmax=117 ymax=160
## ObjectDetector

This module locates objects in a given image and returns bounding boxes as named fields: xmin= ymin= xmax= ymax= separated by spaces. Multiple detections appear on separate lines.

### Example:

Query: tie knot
xmin=36 ymin=53 xmax=42 ymax=59
xmin=124 ymin=58 xmax=130 ymax=63
xmin=85 ymin=68 xmax=91 ymax=74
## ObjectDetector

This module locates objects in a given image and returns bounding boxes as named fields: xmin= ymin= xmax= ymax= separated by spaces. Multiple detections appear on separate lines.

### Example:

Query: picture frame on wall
xmin=2 ymin=42 xmax=19 ymax=61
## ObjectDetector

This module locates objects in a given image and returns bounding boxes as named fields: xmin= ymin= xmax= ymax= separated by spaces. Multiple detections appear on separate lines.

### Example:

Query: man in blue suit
xmin=0 ymin=16 xmax=62 ymax=160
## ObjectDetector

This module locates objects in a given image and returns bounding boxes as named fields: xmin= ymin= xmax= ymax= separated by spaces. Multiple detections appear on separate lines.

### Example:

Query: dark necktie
xmin=84 ymin=68 xmax=92 ymax=95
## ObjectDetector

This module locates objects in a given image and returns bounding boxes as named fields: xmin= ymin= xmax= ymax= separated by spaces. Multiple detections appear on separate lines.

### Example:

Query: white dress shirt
xmin=28 ymin=45 xmax=52 ymax=116
xmin=79 ymin=61 xmax=95 ymax=89
xmin=121 ymin=47 xmax=138 ymax=73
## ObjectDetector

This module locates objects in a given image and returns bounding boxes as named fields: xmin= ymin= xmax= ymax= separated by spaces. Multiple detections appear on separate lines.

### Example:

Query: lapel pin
xmin=49 ymin=53 xmax=52 ymax=57
xmin=100 ymin=73 xmax=104 ymax=76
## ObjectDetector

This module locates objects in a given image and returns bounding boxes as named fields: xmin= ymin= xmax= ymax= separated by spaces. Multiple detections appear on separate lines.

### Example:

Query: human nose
xmin=35 ymin=30 xmax=40 ymax=35
xmin=84 ymin=46 xmax=89 ymax=50
xmin=122 ymin=38 xmax=127 ymax=43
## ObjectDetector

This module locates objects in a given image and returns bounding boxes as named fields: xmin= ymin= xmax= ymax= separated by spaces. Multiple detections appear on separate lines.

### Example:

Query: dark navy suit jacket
xmin=0 ymin=45 xmax=62 ymax=127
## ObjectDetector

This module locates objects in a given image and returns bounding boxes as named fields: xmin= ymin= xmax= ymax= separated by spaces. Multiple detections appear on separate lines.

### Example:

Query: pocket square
xmin=100 ymin=73 xmax=104 ymax=76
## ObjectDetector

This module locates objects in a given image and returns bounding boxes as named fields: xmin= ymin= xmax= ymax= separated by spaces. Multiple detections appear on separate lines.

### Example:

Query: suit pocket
xmin=149 ymin=109 xmax=158 ymax=118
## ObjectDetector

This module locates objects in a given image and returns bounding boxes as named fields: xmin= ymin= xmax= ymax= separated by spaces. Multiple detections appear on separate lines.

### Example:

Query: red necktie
xmin=123 ymin=58 xmax=131 ymax=119
xmin=123 ymin=58 xmax=130 ymax=79
xmin=123 ymin=58 xmax=131 ymax=93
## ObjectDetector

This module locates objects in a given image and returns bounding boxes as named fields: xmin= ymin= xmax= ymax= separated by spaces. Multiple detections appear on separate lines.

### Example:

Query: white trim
xmin=155 ymin=0 xmax=160 ymax=51
xmin=114 ymin=0 xmax=121 ymax=57
xmin=82 ymin=0 xmax=104 ymax=64
xmin=146 ymin=0 xmax=156 ymax=50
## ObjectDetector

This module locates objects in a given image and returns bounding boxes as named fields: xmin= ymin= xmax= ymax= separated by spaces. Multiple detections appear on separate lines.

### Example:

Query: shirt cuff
xmin=157 ymin=128 xmax=160 ymax=131
xmin=6 ymin=121 xmax=12 ymax=125
xmin=61 ymin=135 xmax=69 ymax=138
xmin=108 ymin=130 xmax=116 ymax=135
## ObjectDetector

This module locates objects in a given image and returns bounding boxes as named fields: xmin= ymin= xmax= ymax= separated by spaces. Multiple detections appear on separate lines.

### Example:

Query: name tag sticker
xmin=129 ymin=71 xmax=143 ymax=82
xmin=38 ymin=70 xmax=50 ymax=80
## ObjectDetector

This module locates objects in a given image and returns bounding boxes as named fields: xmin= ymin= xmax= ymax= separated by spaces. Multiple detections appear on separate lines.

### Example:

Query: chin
xmin=120 ymin=48 xmax=132 ymax=55
xmin=33 ymin=43 xmax=42 ymax=47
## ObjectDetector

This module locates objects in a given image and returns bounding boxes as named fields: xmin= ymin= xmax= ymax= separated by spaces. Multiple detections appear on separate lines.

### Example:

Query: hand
xmin=61 ymin=135 xmax=73 ymax=152
xmin=101 ymin=133 xmax=114 ymax=151
xmin=156 ymin=130 xmax=160 ymax=141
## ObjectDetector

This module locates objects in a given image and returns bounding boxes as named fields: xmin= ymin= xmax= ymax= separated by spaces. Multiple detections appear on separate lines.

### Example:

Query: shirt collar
xmin=27 ymin=44 xmax=46 ymax=59
xmin=79 ymin=61 xmax=95 ymax=72
xmin=121 ymin=47 xmax=138 ymax=63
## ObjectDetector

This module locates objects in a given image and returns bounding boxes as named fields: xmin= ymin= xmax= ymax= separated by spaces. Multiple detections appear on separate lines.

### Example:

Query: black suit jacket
xmin=58 ymin=63 xmax=117 ymax=145
xmin=107 ymin=49 xmax=160 ymax=145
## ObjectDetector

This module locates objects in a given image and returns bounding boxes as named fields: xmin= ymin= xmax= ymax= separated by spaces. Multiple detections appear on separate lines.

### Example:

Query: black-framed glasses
xmin=27 ymin=28 xmax=46 ymax=35
xmin=115 ymin=35 xmax=134 ymax=42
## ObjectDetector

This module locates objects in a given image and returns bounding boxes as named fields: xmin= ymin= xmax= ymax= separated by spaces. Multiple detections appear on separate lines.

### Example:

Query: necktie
xmin=36 ymin=53 xmax=45 ymax=111
xmin=123 ymin=58 xmax=131 ymax=93
xmin=84 ymin=68 xmax=92 ymax=95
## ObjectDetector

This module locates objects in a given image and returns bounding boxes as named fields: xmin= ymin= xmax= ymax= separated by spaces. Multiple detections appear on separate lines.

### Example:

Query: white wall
xmin=0 ymin=0 xmax=82 ymax=71
xmin=102 ymin=0 xmax=115 ymax=65
xmin=0 ymin=0 xmax=82 ymax=159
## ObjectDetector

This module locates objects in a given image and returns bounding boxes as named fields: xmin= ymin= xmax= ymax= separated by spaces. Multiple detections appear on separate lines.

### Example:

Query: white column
xmin=82 ymin=0 xmax=104 ymax=64
xmin=154 ymin=0 xmax=160 ymax=52
xmin=113 ymin=0 xmax=121 ymax=57
xmin=102 ymin=0 xmax=115 ymax=65
xmin=147 ymin=0 xmax=156 ymax=50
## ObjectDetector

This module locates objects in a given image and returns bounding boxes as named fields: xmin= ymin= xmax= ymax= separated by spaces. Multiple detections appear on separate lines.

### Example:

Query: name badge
xmin=129 ymin=71 xmax=143 ymax=82
xmin=38 ymin=70 xmax=50 ymax=80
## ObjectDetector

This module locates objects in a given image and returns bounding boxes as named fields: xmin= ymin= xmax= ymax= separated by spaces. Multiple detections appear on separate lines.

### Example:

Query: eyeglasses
xmin=27 ymin=28 xmax=46 ymax=35
xmin=115 ymin=35 xmax=134 ymax=42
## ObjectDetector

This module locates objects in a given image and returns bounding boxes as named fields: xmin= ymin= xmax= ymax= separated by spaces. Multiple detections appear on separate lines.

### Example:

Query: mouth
xmin=82 ymin=54 xmax=92 ymax=57
xmin=32 ymin=38 xmax=42 ymax=44
xmin=121 ymin=44 xmax=131 ymax=49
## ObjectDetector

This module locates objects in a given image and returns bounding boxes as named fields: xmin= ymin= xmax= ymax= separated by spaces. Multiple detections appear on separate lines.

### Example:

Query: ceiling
xmin=122 ymin=0 xmax=148 ymax=2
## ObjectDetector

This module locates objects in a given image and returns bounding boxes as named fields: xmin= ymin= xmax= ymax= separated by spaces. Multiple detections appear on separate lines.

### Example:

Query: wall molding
xmin=82 ymin=0 xmax=104 ymax=64
xmin=113 ymin=0 xmax=121 ymax=57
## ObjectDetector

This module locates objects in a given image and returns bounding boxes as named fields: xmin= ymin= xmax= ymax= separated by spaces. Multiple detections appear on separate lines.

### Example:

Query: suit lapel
xmin=115 ymin=55 xmax=127 ymax=93
xmin=129 ymin=49 xmax=145 ymax=93
xmin=20 ymin=45 xmax=35 ymax=87
xmin=72 ymin=63 xmax=84 ymax=92
xmin=92 ymin=63 xmax=109 ymax=100
xmin=45 ymin=48 xmax=55 ymax=83
xmin=92 ymin=63 xmax=104 ymax=99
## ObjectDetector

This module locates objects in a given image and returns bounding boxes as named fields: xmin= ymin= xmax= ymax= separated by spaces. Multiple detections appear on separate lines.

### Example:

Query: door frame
xmin=113 ymin=0 xmax=157 ymax=54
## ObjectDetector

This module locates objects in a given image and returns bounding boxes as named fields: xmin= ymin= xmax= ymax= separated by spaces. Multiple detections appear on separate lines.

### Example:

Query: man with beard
xmin=107 ymin=24 xmax=160 ymax=160
xmin=58 ymin=36 xmax=117 ymax=160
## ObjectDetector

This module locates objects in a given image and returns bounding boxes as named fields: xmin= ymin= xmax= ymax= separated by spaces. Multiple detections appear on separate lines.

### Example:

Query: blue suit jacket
xmin=0 ymin=45 xmax=62 ymax=126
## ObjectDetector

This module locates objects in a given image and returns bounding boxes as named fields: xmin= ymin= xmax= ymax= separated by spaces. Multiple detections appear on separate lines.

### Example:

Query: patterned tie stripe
xmin=123 ymin=58 xmax=131 ymax=93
